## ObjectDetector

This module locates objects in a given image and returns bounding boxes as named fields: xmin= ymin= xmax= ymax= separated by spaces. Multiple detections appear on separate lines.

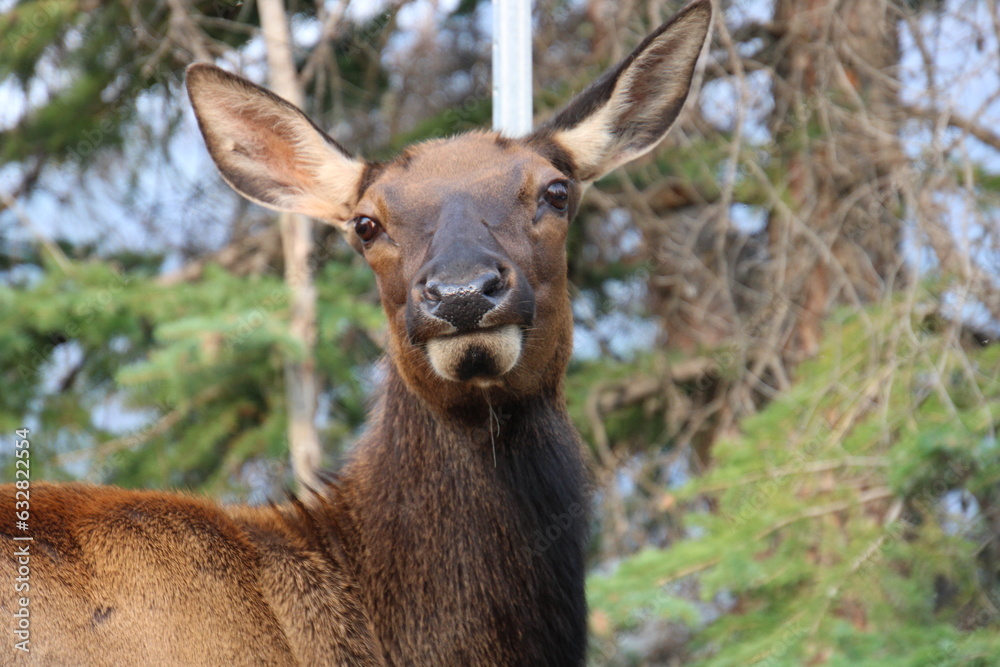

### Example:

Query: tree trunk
xmin=258 ymin=0 xmax=322 ymax=490
xmin=768 ymin=0 xmax=905 ymax=359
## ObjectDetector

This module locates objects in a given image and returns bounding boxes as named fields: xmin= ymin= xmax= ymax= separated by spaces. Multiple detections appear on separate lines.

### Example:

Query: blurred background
xmin=1 ymin=0 xmax=999 ymax=663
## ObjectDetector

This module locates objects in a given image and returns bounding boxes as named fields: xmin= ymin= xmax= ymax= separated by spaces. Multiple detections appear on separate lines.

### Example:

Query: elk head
xmin=186 ymin=0 xmax=712 ymax=414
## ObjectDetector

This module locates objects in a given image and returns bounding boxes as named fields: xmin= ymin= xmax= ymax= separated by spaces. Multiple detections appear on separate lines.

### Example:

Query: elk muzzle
xmin=406 ymin=217 xmax=535 ymax=384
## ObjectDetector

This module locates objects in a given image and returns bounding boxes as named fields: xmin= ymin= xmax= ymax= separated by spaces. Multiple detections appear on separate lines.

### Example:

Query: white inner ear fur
xmin=555 ymin=103 xmax=619 ymax=182
xmin=268 ymin=140 xmax=364 ymax=226
xmin=555 ymin=7 xmax=712 ymax=181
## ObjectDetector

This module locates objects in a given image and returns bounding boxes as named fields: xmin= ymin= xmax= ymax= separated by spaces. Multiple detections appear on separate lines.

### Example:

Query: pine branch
xmin=755 ymin=487 xmax=895 ymax=540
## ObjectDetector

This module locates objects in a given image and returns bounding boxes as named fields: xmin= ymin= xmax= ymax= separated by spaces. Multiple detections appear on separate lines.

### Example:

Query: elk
xmin=1 ymin=2 xmax=712 ymax=664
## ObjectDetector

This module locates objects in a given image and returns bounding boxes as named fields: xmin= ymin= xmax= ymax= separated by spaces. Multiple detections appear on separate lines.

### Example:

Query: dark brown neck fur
xmin=333 ymin=364 xmax=590 ymax=666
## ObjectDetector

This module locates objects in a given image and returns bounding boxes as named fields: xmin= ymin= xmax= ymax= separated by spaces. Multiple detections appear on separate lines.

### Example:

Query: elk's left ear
xmin=532 ymin=0 xmax=712 ymax=182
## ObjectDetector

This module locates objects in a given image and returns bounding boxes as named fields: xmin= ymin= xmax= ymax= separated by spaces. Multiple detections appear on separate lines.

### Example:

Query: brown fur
xmin=0 ymin=2 xmax=712 ymax=664
xmin=1 ymin=483 xmax=380 ymax=664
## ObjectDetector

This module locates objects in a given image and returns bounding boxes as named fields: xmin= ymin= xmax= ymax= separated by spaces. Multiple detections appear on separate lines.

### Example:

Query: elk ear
xmin=533 ymin=0 xmax=712 ymax=182
xmin=185 ymin=63 xmax=366 ymax=228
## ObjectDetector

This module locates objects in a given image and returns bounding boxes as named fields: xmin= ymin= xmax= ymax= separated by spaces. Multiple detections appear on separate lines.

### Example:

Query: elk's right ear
xmin=185 ymin=63 xmax=366 ymax=228
xmin=532 ymin=0 xmax=712 ymax=182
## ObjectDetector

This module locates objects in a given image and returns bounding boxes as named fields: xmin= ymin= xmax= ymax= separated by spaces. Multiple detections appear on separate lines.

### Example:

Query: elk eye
xmin=542 ymin=181 xmax=569 ymax=212
xmin=353 ymin=216 xmax=382 ymax=245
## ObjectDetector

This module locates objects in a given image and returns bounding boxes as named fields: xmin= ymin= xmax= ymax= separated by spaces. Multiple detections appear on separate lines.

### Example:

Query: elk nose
xmin=422 ymin=270 xmax=508 ymax=330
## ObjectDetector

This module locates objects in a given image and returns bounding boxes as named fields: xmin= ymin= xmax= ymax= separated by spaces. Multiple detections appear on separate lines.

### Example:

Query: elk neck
xmin=334 ymin=362 xmax=590 ymax=664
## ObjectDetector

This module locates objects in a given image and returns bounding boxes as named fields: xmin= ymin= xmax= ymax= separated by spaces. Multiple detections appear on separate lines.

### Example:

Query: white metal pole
xmin=492 ymin=0 xmax=533 ymax=136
